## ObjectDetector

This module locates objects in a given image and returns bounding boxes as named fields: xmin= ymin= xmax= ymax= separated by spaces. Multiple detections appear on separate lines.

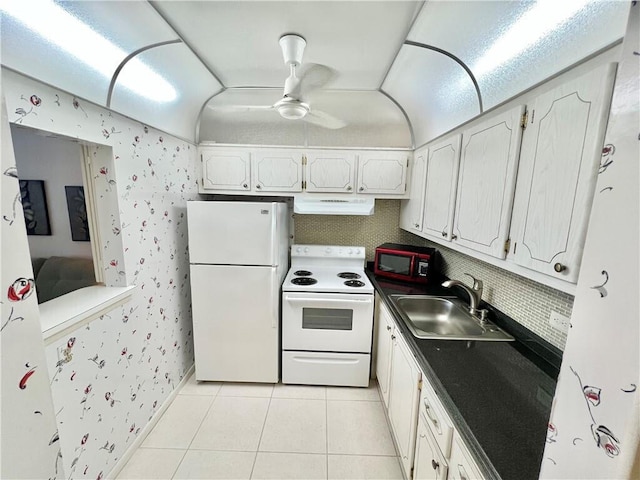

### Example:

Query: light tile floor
xmin=116 ymin=374 xmax=402 ymax=480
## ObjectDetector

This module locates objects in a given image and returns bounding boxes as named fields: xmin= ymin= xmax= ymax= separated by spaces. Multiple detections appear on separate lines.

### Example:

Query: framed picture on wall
xmin=64 ymin=185 xmax=90 ymax=241
xmin=19 ymin=179 xmax=52 ymax=235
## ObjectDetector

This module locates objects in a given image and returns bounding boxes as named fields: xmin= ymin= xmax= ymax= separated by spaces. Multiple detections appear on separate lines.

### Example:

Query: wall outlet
xmin=549 ymin=311 xmax=570 ymax=332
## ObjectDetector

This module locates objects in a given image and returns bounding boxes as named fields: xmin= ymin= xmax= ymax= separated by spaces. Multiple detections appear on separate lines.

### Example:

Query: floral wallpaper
xmin=540 ymin=3 xmax=639 ymax=478
xmin=2 ymin=69 xmax=199 ymax=479
xmin=2 ymin=99 xmax=63 ymax=479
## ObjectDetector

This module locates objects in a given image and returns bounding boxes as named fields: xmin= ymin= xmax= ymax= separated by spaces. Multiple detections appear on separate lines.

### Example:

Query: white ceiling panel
xmin=199 ymin=89 xmax=411 ymax=147
xmin=1 ymin=0 xmax=179 ymax=106
xmin=152 ymin=1 xmax=423 ymax=89
xmin=407 ymin=0 xmax=629 ymax=110
xmin=111 ymin=43 xmax=223 ymax=142
xmin=383 ymin=45 xmax=479 ymax=147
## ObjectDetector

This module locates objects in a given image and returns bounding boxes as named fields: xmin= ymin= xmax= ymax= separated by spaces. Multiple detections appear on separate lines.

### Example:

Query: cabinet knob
xmin=256 ymin=184 xmax=262 ymax=189
xmin=432 ymin=459 xmax=439 ymax=471
xmin=414 ymin=223 xmax=419 ymax=228
xmin=391 ymin=335 xmax=396 ymax=340
xmin=243 ymin=183 xmax=248 ymax=189
xmin=451 ymin=234 xmax=458 ymax=241
xmin=441 ymin=230 xmax=447 ymax=237
xmin=386 ymin=325 xmax=392 ymax=331
xmin=346 ymin=185 xmax=352 ymax=191
xmin=554 ymin=263 xmax=566 ymax=273
xmin=359 ymin=186 xmax=365 ymax=192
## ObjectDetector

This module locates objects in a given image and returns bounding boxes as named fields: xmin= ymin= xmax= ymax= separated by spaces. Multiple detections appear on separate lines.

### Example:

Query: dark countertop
xmin=367 ymin=269 xmax=561 ymax=480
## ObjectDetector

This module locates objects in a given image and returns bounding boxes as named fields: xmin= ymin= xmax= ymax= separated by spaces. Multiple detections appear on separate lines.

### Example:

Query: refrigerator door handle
xmin=272 ymin=270 xmax=278 ymax=328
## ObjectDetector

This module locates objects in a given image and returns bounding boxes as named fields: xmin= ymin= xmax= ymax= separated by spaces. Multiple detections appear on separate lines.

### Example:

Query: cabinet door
xmin=448 ymin=433 xmax=485 ymax=480
xmin=357 ymin=152 xmax=409 ymax=195
xmin=305 ymin=150 xmax=357 ymax=193
xmin=413 ymin=419 xmax=448 ymax=480
xmin=422 ymin=135 xmax=461 ymax=241
xmin=509 ymin=64 xmax=616 ymax=283
xmin=253 ymin=149 xmax=303 ymax=192
xmin=375 ymin=301 xmax=394 ymax=408
xmin=400 ymin=147 xmax=427 ymax=233
xmin=388 ymin=332 xmax=421 ymax=480
xmin=200 ymin=148 xmax=251 ymax=191
xmin=453 ymin=106 xmax=525 ymax=258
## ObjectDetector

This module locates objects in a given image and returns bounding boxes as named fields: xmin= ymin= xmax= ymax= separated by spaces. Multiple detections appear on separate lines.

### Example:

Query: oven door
xmin=282 ymin=292 xmax=374 ymax=353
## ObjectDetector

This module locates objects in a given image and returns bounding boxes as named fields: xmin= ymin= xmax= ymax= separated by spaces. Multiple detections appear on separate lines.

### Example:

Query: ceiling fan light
xmin=278 ymin=103 xmax=308 ymax=120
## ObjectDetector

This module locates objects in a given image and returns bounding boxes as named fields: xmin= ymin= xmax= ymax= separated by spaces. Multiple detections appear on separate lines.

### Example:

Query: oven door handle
xmin=284 ymin=296 xmax=372 ymax=305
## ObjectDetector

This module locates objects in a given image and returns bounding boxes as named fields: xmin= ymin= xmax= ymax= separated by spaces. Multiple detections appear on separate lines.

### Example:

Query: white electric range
xmin=281 ymin=245 xmax=374 ymax=387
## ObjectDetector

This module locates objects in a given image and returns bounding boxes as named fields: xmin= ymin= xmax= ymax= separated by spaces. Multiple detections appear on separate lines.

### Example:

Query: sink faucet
xmin=442 ymin=274 xmax=483 ymax=315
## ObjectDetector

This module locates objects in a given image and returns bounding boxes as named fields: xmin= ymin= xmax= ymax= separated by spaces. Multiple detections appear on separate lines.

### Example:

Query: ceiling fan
xmin=210 ymin=34 xmax=347 ymax=129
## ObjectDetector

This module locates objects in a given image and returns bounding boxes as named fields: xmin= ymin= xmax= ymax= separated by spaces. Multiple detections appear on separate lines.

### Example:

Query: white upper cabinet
xmin=452 ymin=105 xmax=525 ymax=259
xmin=199 ymin=145 xmax=409 ymax=197
xmin=400 ymin=147 xmax=427 ymax=232
xmin=509 ymin=64 xmax=616 ymax=283
xmin=305 ymin=150 xmax=357 ymax=193
xmin=253 ymin=149 xmax=303 ymax=192
xmin=201 ymin=147 xmax=251 ymax=191
xmin=422 ymin=134 xmax=461 ymax=241
xmin=357 ymin=152 xmax=409 ymax=195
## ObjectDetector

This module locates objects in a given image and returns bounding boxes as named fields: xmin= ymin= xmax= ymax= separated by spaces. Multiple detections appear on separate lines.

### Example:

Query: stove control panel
xmin=291 ymin=245 xmax=365 ymax=259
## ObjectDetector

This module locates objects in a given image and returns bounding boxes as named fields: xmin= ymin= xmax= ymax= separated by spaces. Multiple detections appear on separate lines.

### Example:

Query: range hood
xmin=293 ymin=197 xmax=375 ymax=216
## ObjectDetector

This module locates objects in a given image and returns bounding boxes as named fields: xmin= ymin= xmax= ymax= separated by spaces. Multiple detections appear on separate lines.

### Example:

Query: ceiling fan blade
xmin=304 ymin=109 xmax=347 ymax=130
xmin=207 ymin=105 xmax=275 ymax=113
xmin=298 ymin=64 xmax=335 ymax=98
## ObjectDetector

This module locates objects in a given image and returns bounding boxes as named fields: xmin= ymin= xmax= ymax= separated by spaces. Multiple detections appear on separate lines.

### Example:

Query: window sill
xmin=41 ymin=285 xmax=136 ymax=345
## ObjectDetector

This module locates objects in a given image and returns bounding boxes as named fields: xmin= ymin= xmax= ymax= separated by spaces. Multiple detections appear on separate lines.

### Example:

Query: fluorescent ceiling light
xmin=473 ymin=0 xmax=589 ymax=77
xmin=1 ymin=0 xmax=177 ymax=103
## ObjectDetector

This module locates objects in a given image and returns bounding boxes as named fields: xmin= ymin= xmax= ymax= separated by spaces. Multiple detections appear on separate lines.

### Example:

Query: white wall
xmin=11 ymin=125 xmax=92 ymax=259
xmin=541 ymin=3 xmax=639 ymax=477
xmin=2 ymin=68 xmax=197 ymax=480
xmin=1 ymin=101 xmax=63 ymax=479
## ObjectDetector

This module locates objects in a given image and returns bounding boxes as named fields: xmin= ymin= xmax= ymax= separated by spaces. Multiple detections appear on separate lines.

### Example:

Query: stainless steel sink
xmin=388 ymin=295 xmax=514 ymax=342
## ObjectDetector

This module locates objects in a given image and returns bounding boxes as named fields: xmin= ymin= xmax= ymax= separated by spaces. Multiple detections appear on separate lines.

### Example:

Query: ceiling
xmin=0 ymin=1 xmax=630 ymax=147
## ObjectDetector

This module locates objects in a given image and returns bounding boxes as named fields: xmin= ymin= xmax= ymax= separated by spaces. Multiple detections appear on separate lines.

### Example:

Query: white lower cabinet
xmin=375 ymin=299 xmax=395 ymax=408
xmin=414 ymin=419 xmax=448 ymax=480
xmin=388 ymin=332 xmax=421 ymax=480
xmin=376 ymin=299 xmax=487 ymax=480
xmin=447 ymin=432 xmax=484 ymax=480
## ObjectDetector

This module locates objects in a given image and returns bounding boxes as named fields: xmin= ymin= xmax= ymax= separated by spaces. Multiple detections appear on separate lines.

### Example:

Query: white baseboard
xmin=105 ymin=364 xmax=195 ymax=479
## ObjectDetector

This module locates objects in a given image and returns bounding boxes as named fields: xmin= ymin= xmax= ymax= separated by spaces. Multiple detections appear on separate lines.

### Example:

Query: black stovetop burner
xmin=291 ymin=277 xmax=318 ymax=286
xmin=338 ymin=272 xmax=361 ymax=279
xmin=344 ymin=280 xmax=365 ymax=288
xmin=293 ymin=270 xmax=313 ymax=277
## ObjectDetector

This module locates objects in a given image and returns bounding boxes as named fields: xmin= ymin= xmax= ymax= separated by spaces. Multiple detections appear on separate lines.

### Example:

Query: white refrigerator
xmin=187 ymin=201 xmax=290 ymax=383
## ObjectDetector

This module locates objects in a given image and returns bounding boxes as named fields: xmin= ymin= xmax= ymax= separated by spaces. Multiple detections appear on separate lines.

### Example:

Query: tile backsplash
xmin=295 ymin=199 xmax=573 ymax=350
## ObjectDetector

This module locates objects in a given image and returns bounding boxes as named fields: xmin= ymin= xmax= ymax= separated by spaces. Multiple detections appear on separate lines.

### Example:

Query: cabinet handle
xmin=554 ymin=262 xmax=566 ymax=273
xmin=458 ymin=465 xmax=469 ymax=480
xmin=359 ymin=186 xmax=365 ymax=192
xmin=243 ymin=183 xmax=248 ymax=189
xmin=424 ymin=402 xmax=440 ymax=430
xmin=256 ymin=184 xmax=262 ymax=189
xmin=432 ymin=459 xmax=440 ymax=471
xmin=346 ymin=185 xmax=352 ymax=191
xmin=386 ymin=325 xmax=392 ymax=331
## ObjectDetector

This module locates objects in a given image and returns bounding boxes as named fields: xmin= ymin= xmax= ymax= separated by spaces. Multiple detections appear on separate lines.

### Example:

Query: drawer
xmin=420 ymin=377 xmax=454 ymax=458
xmin=282 ymin=351 xmax=371 ymax=387
xmin=448 ymin=431 xmax=485 ymax=480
